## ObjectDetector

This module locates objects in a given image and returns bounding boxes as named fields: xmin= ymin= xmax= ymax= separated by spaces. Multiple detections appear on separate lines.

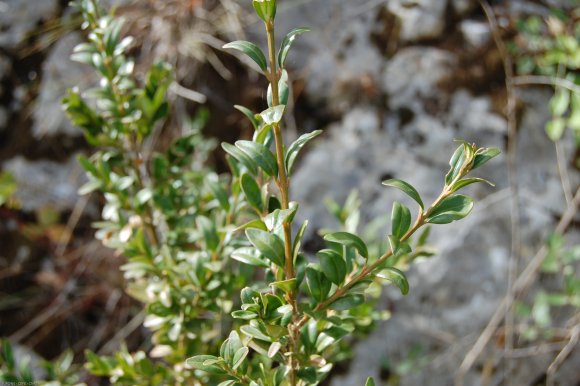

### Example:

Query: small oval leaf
xmin=323 ymin=231 xmax=368 ymax=259
xmin=223 ymin=40 xmax=267 ymax=71
xmin=382 ymin=179 xmax=424 ymax=210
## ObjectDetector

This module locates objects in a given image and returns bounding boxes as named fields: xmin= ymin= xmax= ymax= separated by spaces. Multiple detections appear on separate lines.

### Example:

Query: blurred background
xmin=0 ymin=0 xmax=579 ymax=385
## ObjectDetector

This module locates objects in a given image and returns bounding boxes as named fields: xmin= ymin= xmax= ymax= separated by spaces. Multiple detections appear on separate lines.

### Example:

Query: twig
xmin=512 ymin=75 xmax=580 ymax=95
xmin=97 ymin=310 xmax=145 ymax=355
xmin=170 ymin=81 xmax=207 ymax=104
xmin=456 ymin=187 xmax=580 ymax=385
xmin=55 ymin=193 xmax=90 ymax=257
xmin=546 ymin=324 xmax=580 ymax=386
xmin=555 ymin=141 xmax=573 ymax=206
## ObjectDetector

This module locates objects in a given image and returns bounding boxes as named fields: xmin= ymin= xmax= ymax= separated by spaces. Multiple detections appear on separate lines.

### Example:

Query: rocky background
xmin=0 ymin=0 xmax=578 ymax=385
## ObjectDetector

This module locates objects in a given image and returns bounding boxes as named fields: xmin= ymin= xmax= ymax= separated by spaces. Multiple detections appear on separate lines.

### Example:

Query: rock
xmin=451 ymin=0 xmax=477 ymax=16
xmin=0 ymin=0 xmax=59 ymax=50
xmin=32 ymin=33 xmax=93 ymax=138
xmin=460 ymin=20 xmax=491 ymax=48
xmin=250 ymin=0 xmax=383 ymax=106
xmin=383 ymin=47 xmax=456 ymax=112
xmin=448 ymin=89 xmax=505 ymax=134
xmin=3 ymin=156 xmax=86 ymax=212
xmin=386 ymin=0 xmax=447 ymax=42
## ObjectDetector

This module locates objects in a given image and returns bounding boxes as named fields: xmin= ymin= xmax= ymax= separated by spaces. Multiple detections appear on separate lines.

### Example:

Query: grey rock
xmin=449 ymin=89 xmax=505 ymax=134
xmin=255 ymin=0 xmax=383 ymax=105
xmin=386 ymin=0 xmax=447 ymax=42
xmin=3 ymin=156 xmax=86 ymax=211
xmin=460 ymin=19 xmax=491 ymax=48
xmin=0 ymin=0 xmax=59 ymax=49
xmin=32 ymin=33 xmax=93 ymax=138
xmin=383 ymin=47 xmax=456 ymax=112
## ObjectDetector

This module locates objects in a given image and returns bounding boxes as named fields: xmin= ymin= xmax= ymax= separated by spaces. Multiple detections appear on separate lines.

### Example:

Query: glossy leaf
xmin=223 ymin=40 xmax=267 ymax=71
xmin=382 ymin=179 xmax=424 ymax=210
xmin=234 ymin=105 xmax=259 ymax=130
xmin=278 ymin=28 xmax=310 ymax=68
xmin=265 ymin=205 xmax=298 ymax=231
xmin=377 ymin=267 xmax=409 ymax=295
xmin=231 ymin=247 xmax=269 ymax=267
xmin=232 ymin=310 xmax=258 ymax=320
xmin=366 ymin=377 xmax=376 ymax=386
xmin=445 ymin=144 xmax=466 ymax=185
xmin=235 ymin=140 xmax=278 ymax=177
xmin=329 ymin=294 xmax=365 ymax=310
xmin=426 ymin=194 xmax=474 ymax=224
xmin=232 ymin=347 xmax=249 ymax=370
xmin=472 ymin=147 xmax=500 ymax=170
xmin=260 ymin=105 xmax=285 ymax=126
xmin=317 ymin=249 xmax=347 ymax=285
xmin=324 ymin=231 xmax=368 ymax=259
xmin=285 ymin=130 xmax=323 ymax=173
xmin=450 ymin=177 xmax=495 ymax=192
xmin=391 ymin=202 xmax=411 ymax=239
xmin=305 ymin=266 xmax=331 ymax=302
xmin=241 ymin=173 xmax=263 ymax=211
xmin=222 ymin=142 xmax=258 ymax=175
xmin=186 ymin=355 xmax=227 ymax=374
xmin=245 ymin=228 xmax=285 ymax=267
xmin=240 ymin=325 xmax=271 ymax=342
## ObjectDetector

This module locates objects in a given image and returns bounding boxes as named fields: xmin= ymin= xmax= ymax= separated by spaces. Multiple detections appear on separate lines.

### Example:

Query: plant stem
xmin=296 ymin=188 xmax=451 ymax=329
xmin=265 ymin=19 xmax=298 ymax=386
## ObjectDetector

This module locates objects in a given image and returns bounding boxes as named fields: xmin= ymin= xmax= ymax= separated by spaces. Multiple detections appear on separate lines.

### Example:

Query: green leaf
xmin=235 ymin=105 xmax=260 ymax=130
xmin=260 ymin=105 xmax=285 ymax=126
xmin=450 ymin=177 xmax=495 ymax=192
xmin=232 ymin=347 xmax=249 ymax=370
xmin=391 ymin=202 xmax=411 ymax=239
xmin=241 ymin=173 xmax=263 ymax=212
xmin=253 ymin=0 xmax=276 ymax=22
xmin=197 ymin=216 xmax=219 ymax=252
xmin=267 ymin=70 xmax=290 ymax=107
xmin=445 ymin=144 xmax=466 ymax=185
xmin=278 ymin=28 xmax=310 ymax=68
xmin=270 ymin=278 xmax=297 ymax=294
xmin=218 ymin=381 xmax=238 ymax=386
xmin=305 ymin=266 xmax=331 ymax=302
xmin=366 ymin=377 xmax=376 ymax=386
xmin=221 ymin=331 xmax=243 ymax=367
xmin=267 ymin=341 xmax=282 ymax=358
xmin=2 ymin=340 xmax=14 ymax=370
xmin=293 ymin=220 xmax=309 ymax=258
xmin=265 ymin=205 xmax=298 ymax=231
xmin=240 ymin=325 xmax=272 ymax=342
xmin=245 ymin=228 xmax=285 ymax=267
xmin=382 ymin=179 xmax=424 ymax=210
xmin=232 ymin=310 xmax=259 ymax=320
xmin=472 ymin=147 xmax=501 ymax=170
xmin=546 ymin=118 xmax=566 ymax=141
xmin=329 ymin=294 xmax=365 ymax=310
xmin=550 ymin=88 xmax=570 ymax=117
xmin=223 ymin=40 xmax=268 ymax=72
xmin=377 ymin=267 xmax=409 ymax=295
xmin=186 ymin=355 xmax=227 ymax=374
xmin=426 ymin=194 xmax=474 ymax=224
xmin=324 ymin=231 xmax=368 ymax=259
xmin=235 ymin=140 xmax=278 ymax=177
xmin=231 ymin=247 xmax=269 ymax=267
xmin=297 ymin=367 xmax=318 ymax=384
xmin=207 ymin=178 xmax=230 ymax=211
xmin=285 ymin=130 xmax=323 ymax=174
xmin=222 ymin=142 xmax=258 ymax=175
xmin=317 ymin=249 xmax=346 ymax=285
